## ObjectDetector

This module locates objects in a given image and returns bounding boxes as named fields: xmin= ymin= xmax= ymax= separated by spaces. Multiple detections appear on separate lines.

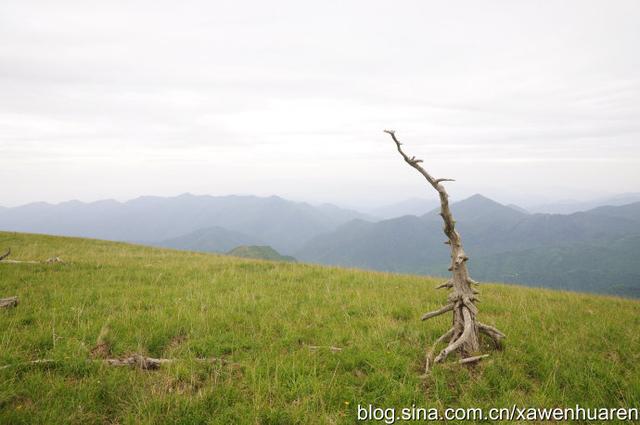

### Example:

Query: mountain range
xmin=1 ymin=193 xmax=639 ymax=297
xmin=525 ymin=192 xmax=640 ymax=214
xmin=0 ymin=194 xmax=368 ymax=254
xmin=296 ymin=195 xmax=640 ymax=297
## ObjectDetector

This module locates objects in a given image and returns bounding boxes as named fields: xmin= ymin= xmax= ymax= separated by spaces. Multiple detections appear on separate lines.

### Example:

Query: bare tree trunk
xmin=384 ymin=130 xmax=505 ymax=372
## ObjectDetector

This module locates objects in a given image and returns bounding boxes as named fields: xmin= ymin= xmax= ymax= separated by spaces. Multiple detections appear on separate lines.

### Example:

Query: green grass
xmin=226 ymin=245 xmax=296 ymax=263
xmin=1 ymin=231 xmax=639 ymax=424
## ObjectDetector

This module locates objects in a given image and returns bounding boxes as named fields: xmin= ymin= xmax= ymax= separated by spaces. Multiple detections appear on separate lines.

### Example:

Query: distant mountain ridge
xmin=0 ymin=193 xmax=369 ymax=254
xmin=527 ymin=192 xmax=640 ymax=214
xmin=296 ymin=194 xmax=640 ymax=296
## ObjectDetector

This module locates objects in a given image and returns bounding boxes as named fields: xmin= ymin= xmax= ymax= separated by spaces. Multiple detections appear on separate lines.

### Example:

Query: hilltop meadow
xmin=1 ymin=231 xmax=639 ymax=424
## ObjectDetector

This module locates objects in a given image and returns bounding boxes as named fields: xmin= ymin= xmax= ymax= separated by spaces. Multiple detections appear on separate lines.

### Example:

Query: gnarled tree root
xmin=422 ymin=304 xmax=505 ymax=375
xmin=479 ymin=322 xmax=506 ymax=349
xmin=459 ymin=354 xmax=489 ymax=365
xmin=424 ymin=327 xmax=454 ymax=375
xmin=434 ymin=305 xmax=475 ymax=364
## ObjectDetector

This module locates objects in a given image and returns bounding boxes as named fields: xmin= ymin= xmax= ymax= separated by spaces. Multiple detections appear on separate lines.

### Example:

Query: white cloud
xmin=1 ymin=0 xmax=639 ymax=206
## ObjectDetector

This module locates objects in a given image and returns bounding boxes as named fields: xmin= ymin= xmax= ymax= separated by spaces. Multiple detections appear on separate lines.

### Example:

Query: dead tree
xmin=384 ymin=130 xmax=505 ymax=373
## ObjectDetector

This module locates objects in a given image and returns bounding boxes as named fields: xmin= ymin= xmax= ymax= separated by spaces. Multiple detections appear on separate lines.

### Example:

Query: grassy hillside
xmin=1 ymin=232 xmax=639 ymax=424
xmin=158 ymin=227 xmax=263 ymax=254
xmin=226 ymin=245 xmax=296 ymax=262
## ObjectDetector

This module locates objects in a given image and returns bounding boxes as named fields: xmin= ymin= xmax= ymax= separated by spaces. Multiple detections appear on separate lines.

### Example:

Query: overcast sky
xmin=1 ymin=0 xmax=639 ymax=208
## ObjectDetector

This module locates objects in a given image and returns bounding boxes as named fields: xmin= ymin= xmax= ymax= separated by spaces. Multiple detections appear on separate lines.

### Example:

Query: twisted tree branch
xmin=424 ymin=327 xmax=454 ymax=375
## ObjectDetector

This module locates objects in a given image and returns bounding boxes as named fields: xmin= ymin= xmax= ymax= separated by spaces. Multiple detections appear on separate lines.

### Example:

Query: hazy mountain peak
xmin=422 ymin=194 xmax=527 ymax=222
xmin=457 ymin=194 xmax=524 ymax=211
xmin=461 ymin=193 xmax=499 ymax=204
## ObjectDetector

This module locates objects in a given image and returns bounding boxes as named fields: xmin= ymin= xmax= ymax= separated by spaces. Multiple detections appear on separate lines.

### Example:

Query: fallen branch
xmin=307 ymin=345 xmax=342 ymax=353
xmin=459 ymin=354 xmax=489 ymax=365
xmin=0 ymin=249 xmax=10 ymax=262
xmin=0 ymin=253 xmax=64 ymax=264
xmin=0 ymin=297 xmax=18 ymax=309
xmin=105 ymin=355 xmax=235 ymax=369
xmin=105 ymin=355 xmax=172 ymax=370
xmin=1 ymin=260 xmax=39 ymax=264
xmin=0 ymin=359 xmax=55 ymax=370
xmin=0 ymin=355 xmax=237 ymax=371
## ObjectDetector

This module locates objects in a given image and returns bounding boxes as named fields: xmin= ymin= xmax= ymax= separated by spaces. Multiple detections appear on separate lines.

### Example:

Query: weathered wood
xmin=1 ymin=356 xmax=236 ymax=371
xmin=104 ymin=355 xmax=236 ymax=369
xmin=1 ymin=257 xmax=63 ymax=264
xmin=0 ymin=248 xmax=64 ymax=265
xmin=0 ymin=296 xmax=18 ymax=309
xmin=424 ymin=327 xmax=454 ymax=375
xmin=436 ymin=280 xmax=453 ymax=289
xmin=105 ymin=355 xmax=171 ymax=370
xmin=434 ymin=305 xmax=474 ymax=363
xmin=307 ymin=345 xmax=342 ymax=352
xmin=479 ymin=322 xmax=506 ymax=348
xmin=0 ymin=359 xmax=55 ymax=370
xmin=385 ymin=129 xmax=505 ymax=371
xmin=459 ymin=354 xmax=489 ymax=365
xmin=421 ymin=303 xmax=453 ymax=321
xmin=0 ymin=249 xmax=10 ymax=262
xmin=1 ymin=259 xmax=39 ymax=264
